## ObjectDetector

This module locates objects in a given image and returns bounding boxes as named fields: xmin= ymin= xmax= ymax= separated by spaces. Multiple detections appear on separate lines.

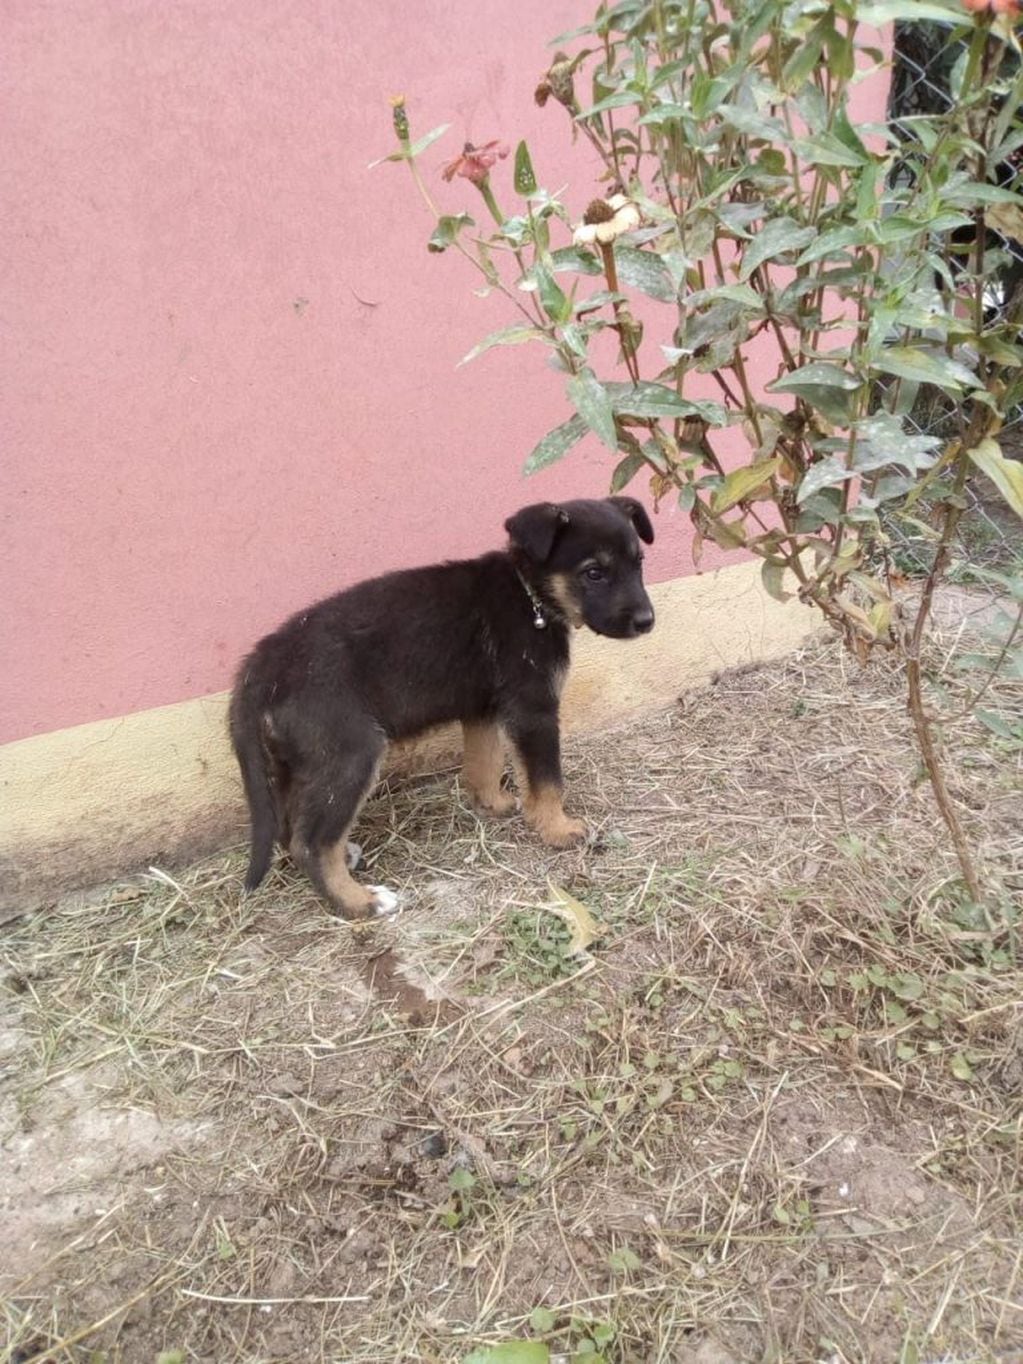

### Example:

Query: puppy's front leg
xmin=505 ymin=710 xmax=587 ymax=849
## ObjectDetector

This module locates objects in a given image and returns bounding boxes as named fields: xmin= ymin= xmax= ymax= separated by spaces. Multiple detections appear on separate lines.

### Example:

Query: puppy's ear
xmin=505 ymin=502 xmax=569 ymax=562
xmin=608 ymin=495 xmax=655 ymax=545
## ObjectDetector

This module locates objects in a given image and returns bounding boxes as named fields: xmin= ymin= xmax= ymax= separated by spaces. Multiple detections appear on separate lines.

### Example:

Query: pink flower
xmin=441 ymin=140 xmax=509 ymax=188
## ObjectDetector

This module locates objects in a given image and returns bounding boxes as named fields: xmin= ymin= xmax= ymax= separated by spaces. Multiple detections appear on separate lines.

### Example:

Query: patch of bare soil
xmin=2 ymin=627 xmax=1021 ymax=1364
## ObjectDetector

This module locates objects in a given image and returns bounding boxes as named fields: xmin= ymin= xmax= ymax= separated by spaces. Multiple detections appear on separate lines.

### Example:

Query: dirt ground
xmin=2 ymin=629 xmax=1021 ymax=1364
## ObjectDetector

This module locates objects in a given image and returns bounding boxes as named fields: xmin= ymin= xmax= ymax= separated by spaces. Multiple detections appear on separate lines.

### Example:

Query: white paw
xmin=369 ymin=885 xmax=401 ymax=918
xmin=345 ymin=841 xmax=363 ymax=870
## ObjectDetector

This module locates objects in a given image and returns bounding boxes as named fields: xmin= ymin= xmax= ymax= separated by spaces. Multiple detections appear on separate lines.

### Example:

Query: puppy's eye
xmin=583 ymin=564 xmax=606 ymax=583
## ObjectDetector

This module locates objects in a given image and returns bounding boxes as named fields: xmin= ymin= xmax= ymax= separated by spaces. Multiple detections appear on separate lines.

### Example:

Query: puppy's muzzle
xmin=632 ymin=606 xmax=655 ymax=635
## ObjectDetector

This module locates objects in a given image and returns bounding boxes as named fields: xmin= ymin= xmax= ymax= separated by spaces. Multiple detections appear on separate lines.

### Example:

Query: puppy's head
xmin=505 ymin=497 xmax=655 ymax=639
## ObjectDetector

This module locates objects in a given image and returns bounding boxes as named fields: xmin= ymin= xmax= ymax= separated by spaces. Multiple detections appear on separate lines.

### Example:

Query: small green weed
xmin=440 ymin=1166 xmax=477 ymax=1229
xmin=499 ymin=909 xmax=577 ymax=986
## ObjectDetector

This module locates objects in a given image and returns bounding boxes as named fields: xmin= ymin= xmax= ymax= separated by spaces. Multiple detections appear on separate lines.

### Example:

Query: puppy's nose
xmin=632 ymin=607 xmax=655 ymax=634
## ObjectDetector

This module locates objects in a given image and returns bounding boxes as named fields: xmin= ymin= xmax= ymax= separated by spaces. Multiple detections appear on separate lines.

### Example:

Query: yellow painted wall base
xmin=1 ymin=561 xmax=816 ymax=915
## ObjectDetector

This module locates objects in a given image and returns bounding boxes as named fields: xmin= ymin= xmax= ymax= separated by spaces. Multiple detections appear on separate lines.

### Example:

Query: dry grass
xmin=1 ymin=619 xmax=1021 ymax=1364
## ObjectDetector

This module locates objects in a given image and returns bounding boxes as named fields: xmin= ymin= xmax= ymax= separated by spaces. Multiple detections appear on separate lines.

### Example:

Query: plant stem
xmin=903 ymin=454 xmax=983 ymax=902
xmin=599 ymin=242 xmax=642 ymax=383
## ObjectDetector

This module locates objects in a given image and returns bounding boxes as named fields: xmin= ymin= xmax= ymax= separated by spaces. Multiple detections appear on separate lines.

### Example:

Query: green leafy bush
xmin=379 ymin=0 xmax=1023 ymax=898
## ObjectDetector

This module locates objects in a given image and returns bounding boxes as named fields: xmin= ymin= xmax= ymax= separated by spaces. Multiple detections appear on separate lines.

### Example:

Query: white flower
xmin=572 ymin=193 xmax=641 ymax=246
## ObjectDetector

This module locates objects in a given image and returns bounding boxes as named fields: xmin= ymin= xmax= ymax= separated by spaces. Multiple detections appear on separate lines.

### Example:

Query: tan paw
xmin=330 ymin=884 xmax=378 ymax=921
xmin=538 ymin=815 xmax=588 ymax=849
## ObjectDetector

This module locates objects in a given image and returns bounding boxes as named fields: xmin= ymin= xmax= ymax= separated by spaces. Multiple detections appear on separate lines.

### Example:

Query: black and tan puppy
xmin=230 ymin=497 xmax=655 ymax=918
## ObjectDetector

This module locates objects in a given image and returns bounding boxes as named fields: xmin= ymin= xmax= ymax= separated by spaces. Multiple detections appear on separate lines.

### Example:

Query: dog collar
xmin=516 ymin=570 xmax=548 ymax=630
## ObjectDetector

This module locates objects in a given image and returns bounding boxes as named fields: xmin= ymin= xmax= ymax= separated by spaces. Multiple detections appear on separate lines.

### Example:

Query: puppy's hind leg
xmin=462 ymin=720 xmax=516 ymax=817
xmin=290 ymin=729 xmax=395 ymax=920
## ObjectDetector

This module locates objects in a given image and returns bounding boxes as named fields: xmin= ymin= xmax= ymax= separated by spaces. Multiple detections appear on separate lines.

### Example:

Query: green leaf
xmin=567 ymin=370 xmax=617 ymax=452
xmin=368 ymin=123 xmax=450 ymax=168
xmin=892 ymin=974 xmax=924 ymax=1002
xmin=459 ymin=325 xmax=550 ymax=366
xmin=767 ymin=364 xmax=862 ymax=424
xmin=967 ymin=437 xmax=1023 ymax=519
xmin=754 ymin=148 xmax=788 ymax=181
xmin=796 ymin=226 xmax=864 ymax=265
xmin=637 ymin=101 xmax=689 ymax=126
xmin=949 ymin=1052 xmax=974 ymax=1082
xmin=978 ymin=334 xmax=1023 ymax=369
xmin=872 ymin=347 xmax=979 ymax=393
xmin=408 ymin=124 xmax=451 ymax=158
xmin=796 ymin=131 xmax=867 ymax=167
xmin=534 ymin=264 xmax=572 ymax=324
xmin=559 ymin=322 xmax=592 ymax=358
xmin=796 ymin=455 xmax=854 ymax=504
xmin=855 ymin=0 xmax=964 ymax=20
xmin=704 ymin=517 xmax=747 ymax=548
xmin=514 ymin=140 xmax=538 ymax=196
xmin=524 ymin=415 xmax=589 ymax=475
xmin=428 ymin=213 xmax=475 ymax=254
xmin=853 ymin=414 xmax=940 ymax=473
xmin=590 ymin=1322 xmax=615 ymax=1348
xmin=791 ymin=135 xmax=867 ymax=168
xmin=611 ymin=451 xmax=647 ymax=492
xmin=462 ymin=1344 xmax=550 ymax=1364
xmin=684 ymin=283 xmax=764 ymax=310
xmin=674 ymin=300 xmax=746 ymax=366
xmin=738 ymin=218 xmax=817 ymax=282
xmin=529 ymin=1306 xmax=556 ymax=1334
xmin=782 ymin=29 xmax=824 ymax=91
xmin=450 ymin=1167 xmax=476 ymax=1191
xmin=834 ymin=105 xmax=870 ymax=164
xmin=945 ymin=181 xmax=1023 ymax=208
xmin=721 ymin=105 xmax=786 ymax=140
xmin=613 ymin=246 xmax=676 ymax=302
xmin=898 ymin=115 xmax=940 ymax=154
xmin=552 ymin=247 xmax=602 ymax=280
xmin=770 ymin=363 xmax=862 ymax=394
xmin=762 ymin=559 xmax=793 ymax=602
xmin=608 ymin=1247 xmax=642 ymax=1274
xmin=576 ymin=89 xmax=641 ymax=118
xmin=711 ymin=457 xmax=782 ymax=513
xmin=604 ymin=381 xmax=727 ymax=425
xmin=575 ymin=290 xmax=621 ymax=317
xmin=515 ymin=247 xmax=605 ymax=291
xmin=976 ymin=708 xmax=1019 ymax=739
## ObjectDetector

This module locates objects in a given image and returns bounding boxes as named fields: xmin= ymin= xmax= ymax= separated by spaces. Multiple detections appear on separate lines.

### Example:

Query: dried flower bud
xmin=536 ymin=52 xmax=577 ymax=112
xmin=390 ymin=95 xmax=409 ymax=144
xmin=547 ymin=52 xmax=577 ymax=108
xmin=583 ymin=199 xmax=616 ymax=225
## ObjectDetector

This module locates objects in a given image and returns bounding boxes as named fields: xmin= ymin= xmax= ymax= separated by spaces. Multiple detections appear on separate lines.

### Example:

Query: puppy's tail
xmin=229 ymin=677 xmax=278 ymax=894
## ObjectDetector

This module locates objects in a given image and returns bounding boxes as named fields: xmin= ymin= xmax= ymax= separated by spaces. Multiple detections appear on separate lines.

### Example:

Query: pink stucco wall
xmin=1 ymin=2 xmax=887 ymax=744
